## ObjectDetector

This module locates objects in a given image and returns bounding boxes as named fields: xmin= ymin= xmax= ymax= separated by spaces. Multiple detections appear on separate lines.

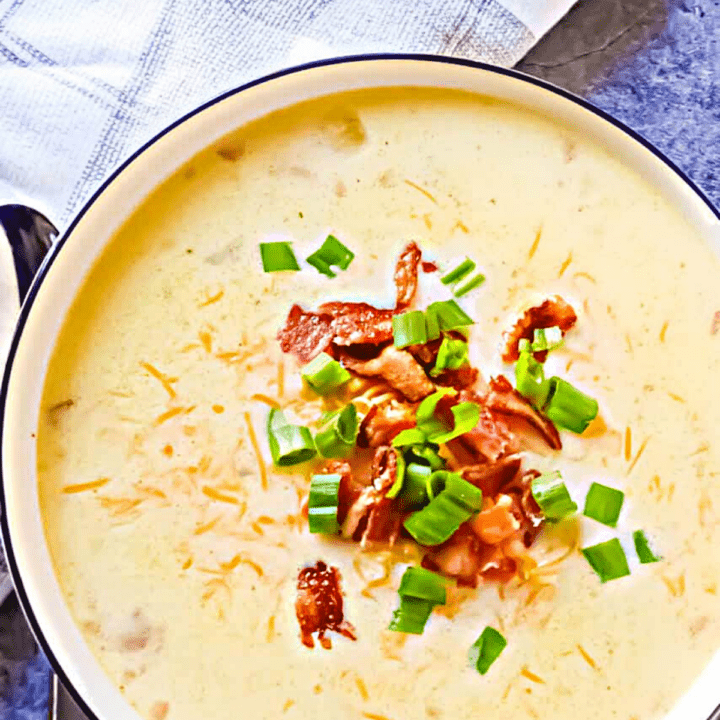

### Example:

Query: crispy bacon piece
xmin=461 ymin=456 xmax=522 ymax=496
xmin=422 ymin=260 xmax=438 ymax=273
xmin=342 ymin=447 xmax=403 ymax=549
xmin=319 ymin=301 xmax=395 ymax=346
xmin=484 ymin=375 xmax=561 ymax=450
xmin=503 ymin=469 xmax=544 ymax=546
xmin=394 ymin=241 xmax=422 ymax=310
xmin=451 ymin=407 xmax=519 ymax=463
xmin=295 ymin=561 xmax=357 ymax=649
xmin=277 ymin=305 xmax=334 ymax=363
xmin=341 ymin=346 xmax=435 ymax=402
xmin=502 ymin=296 xmax=577 ymax=363
xmin=357 ymin=400 xmax=415 ymax=448
xmin=434 ymin=365 xmax=479 ymax=390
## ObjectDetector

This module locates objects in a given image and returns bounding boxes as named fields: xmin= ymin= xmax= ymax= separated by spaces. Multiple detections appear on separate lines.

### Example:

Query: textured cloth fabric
xmin=0 ymin=0 xmax=575 ymax=230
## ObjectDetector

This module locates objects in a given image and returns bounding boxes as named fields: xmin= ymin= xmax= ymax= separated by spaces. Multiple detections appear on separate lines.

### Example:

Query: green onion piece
xmin=399 ymin=462 xmax=432 ymax=508
xmin=515 ymin=350 xmax=551 ymax=408
xmin=532 ymin=325 xmax=563 ymax=352
xmin=543 ymin=377 xmax=599 ymax=434
xmin=386 ymin=450 xmax=406 ymax=499
xmin=403 ymin=475 xmax=482 ymax=546
xmin=441 ymin=258 xmax=476 ymax=285
xmin=426 ymin=469 xmax=457 ymax=501
xmin=425 ymin=306 xmax=441 ymax=341
xmin=531 ymin=471 xmax=578 ymax=522
xmin=260 ymin=241 xmax=300 ymax=272
xmin=583 ymin=482 xmax=624 ymax=527
xmin=582 ymin=538 xmax=631 ymax=583
xmin=469 ymin=627 xmax=507 ymax=675
xmin=315 ymin=403 xmax=358 ymax=458
xmin=633 ymin=530 xmax=662 ymax=564
xmin=427 ymin=300 xmax=474 ymax=332
xmin=454 ymin=273 xmax=486 ymax=298
xmin=393 ymin=310 xmax=428 ymax=349
xmin=415 ymin=388 xmax=456 ymax=439
xmin=430 ymin=336 xmax=469 ymax=377
xmin=306 ymin=235 xmax=355 ymax=277
xmin=428 ymin=402 xmax=480 ymax=444
xmin=406 ymin=444 xmax=446 ymax=470
xmin=518 ymin=338 xmax=531 ymax=353
xmin=388 ymin=596 xmax=434 ymax=634
xmin=267 ymin=409 xmax=316 ymax=466
xmin=301 ymin=352 xmax=351 ymax=395
xmin=392 ymin=427 xmax=427 ymax=447
xmin=398 ymin=567 xmax=447 ymax=605
xmin=307 ymin=474 xmax=342 ymax=534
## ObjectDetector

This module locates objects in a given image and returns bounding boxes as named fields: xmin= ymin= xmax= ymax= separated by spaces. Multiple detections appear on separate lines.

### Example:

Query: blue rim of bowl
xmin=1 ymin=53 xmax=718 ymax=720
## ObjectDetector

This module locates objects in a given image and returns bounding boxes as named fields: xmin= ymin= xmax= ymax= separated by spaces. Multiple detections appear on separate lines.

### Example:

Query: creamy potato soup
xmin=38 ymin=88 xmax=720 ymax=720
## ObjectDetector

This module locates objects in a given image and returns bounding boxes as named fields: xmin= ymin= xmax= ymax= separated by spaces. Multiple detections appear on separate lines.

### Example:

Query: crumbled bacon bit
xmin=341 ymin=346 xmax=434 ymax=402
xmin=357 ymin=400 xmax=415 ymax=448
xmin=451 ymin=406 xmax=519 ymax=463
xmin=295 ymin=561 xmax=357 ymax=649
xmin=434 ymin=364 xmax=479 ymax=390
xmin=484 ymin=376 xmax=562 ymax=450
xmin=394 ymin=241 xmax=422 ymax=310
xmin=343 ymin=447 xmax=404 ymax=549
xmin=277 ymin=305 xmax=334 ymax=363
xmin=471 ymin=495 xmax=521 ymax=545
xmin=461 ymin=456 xmax=523 ymax=496
xmin=502 ymin=296 xmax=577 ymax=363
xmin=422 ymin=260 xmax=438 ymax=273
xmin=319 ymin=301 xmax=395 ymax=347
xmin=503 ymin=469 xmax=544 ymax=546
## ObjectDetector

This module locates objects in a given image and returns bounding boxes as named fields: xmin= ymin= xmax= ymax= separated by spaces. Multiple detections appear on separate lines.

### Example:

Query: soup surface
xmin=37 ymin=87 xmax=720 ymax=720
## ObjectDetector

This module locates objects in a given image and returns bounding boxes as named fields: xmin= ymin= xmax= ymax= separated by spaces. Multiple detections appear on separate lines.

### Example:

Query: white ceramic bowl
xmin=2 ymin=55 xmax=719 ymax=720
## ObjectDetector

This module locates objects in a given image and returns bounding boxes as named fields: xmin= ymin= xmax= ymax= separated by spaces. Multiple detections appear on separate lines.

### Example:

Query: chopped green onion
xmin=399 ymin=462 xmax=432 ymax=508
xmin=425 ymin=306 xmax=441 ymax=341
xmin=388 ymin=596 xmax=434 ymax=634
xmin=307 ymin=474 xmax=342 ymax=534
xmin=260 ymin=241 xmax=300 ymax=272
xmin=469 ymin=627 xmax=507 ymax=675
xmin=427 ymin=402 xmax=480 ymax=444
xmin=515 ymin=350 xmax=550 ymax=408
xmin=301 ymin=352 xmax=351 ymax=395
xmin=406 ymin=444 xmax=445 ymax=470
xmin=392 ymin=427 xmax=427 ymax=447
xmin=633 ymin=530 xmax=662 ymax=564
xmin=393 ymin=310 xmax=428 ymax=348
xmin=582 ymin=538 xmax=630 ymax=583
xmin=583 ymin=482 xmax=624 ymax=527
xmin=454 ymin=273 xmax=486 ymax=298
xmin=518 ymin=338 xmax=531 ymax=353
xmin=441 ymin=258 xmax=476 ymax=285
xmin=426 ymin=469 xmax=457 ymax=501
xmin=543 ymin=377 xmax=599 ymax=434
xmin=403 ymin=474 xmax=482 ymax=546
xmin=306 ymin=235 xmax=355 ymax=277
xmin=531 ymin=471 xmax=578 ymax=522
xmin=386 ymin=450 xmax=406 ymax=499
xmin=267 ymin=409 xmax=316 ymax=466
xmin=315 ymin=404 xmax=358 ymax=458
xmin=532 ymin=325 xmax=563 ymax=352
xmin=430 ymin=336 xmax=469 ymax=377
xmin=426 ymin=300 xmax=474 ymax=332
xmin=398 ymin=566 xmax=448 ymax=605
xmin=415 ymin=388 xmax=455 ymax=438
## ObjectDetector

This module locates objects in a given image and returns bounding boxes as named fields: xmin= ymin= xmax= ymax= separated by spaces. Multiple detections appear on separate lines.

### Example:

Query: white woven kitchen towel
xmin=0 ymin=0 xmax=576 ymax=231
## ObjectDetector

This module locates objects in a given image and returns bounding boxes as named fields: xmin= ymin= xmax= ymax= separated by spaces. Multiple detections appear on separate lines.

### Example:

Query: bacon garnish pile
xmin=280 ymin=243 xmax=577 ymax=597
xmin=296 ymin=561 xmax=357 ymax=649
